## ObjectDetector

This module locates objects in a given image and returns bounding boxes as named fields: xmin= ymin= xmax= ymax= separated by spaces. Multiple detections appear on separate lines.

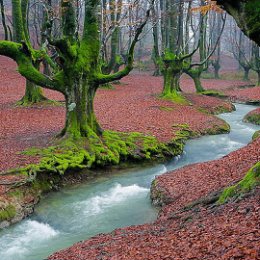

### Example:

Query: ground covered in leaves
xmin=0 ymin=55 xmax=260 ymax=258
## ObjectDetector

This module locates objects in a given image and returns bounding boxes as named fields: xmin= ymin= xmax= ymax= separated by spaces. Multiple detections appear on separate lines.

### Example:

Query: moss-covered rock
xmin=218 ymin=162 xmax=260 ymax=204
xmin=244 ymin=112 xmax=260 ymax=125
xmin=206 ymin=119 xmax=231 ymax=135
xmin=252 ymin=130 xmax=260 ymax=140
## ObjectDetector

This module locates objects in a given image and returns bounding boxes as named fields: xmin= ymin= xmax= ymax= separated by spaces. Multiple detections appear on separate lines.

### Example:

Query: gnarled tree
xmin=0 ymin=0 xmax=151 ymax=139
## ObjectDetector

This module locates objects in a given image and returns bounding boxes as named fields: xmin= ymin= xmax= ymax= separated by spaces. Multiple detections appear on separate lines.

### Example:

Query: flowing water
xmin=0 ymin=104 xmax=259 ymax=260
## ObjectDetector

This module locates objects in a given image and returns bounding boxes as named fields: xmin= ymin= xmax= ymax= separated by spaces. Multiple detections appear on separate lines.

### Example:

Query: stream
xmin=0 ymin=104 xmax=259 ymax=260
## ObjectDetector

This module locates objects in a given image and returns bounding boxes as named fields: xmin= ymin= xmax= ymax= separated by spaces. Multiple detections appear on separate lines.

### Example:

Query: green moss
xmin=201 ymin=90 xmax=226 ymax=98
xmin=172 ymin=123 xmax=197 ymax=138
xmin=0 ymin=205 xmax=16 ymax=221
xmin=160 ymin=92 xmax=189 ymax=105
xmin=218 ymin=162 xmax=260 ymax=204
xmin=159 ymin=106 xmax=174 ymax=112
xmin=252 ymin=130 xmax=260 ymax=140
xmin=100 ymin=83 xmax=114 ymax=90
xmin=19 ymin=130 xmax=184 ymax=177
xmin=244 ymin=113 xmax=260 ymax=125
xmin=206 ymin=120 xmax=231 ymax=135
xmin=170 ymin=124 xmax=195 ymax=154
xmin=7 ymin=189 xmax=23 ymax=199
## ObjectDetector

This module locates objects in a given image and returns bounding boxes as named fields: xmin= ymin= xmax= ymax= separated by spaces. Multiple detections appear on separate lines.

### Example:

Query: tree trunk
xmin=214 ymin=67 xmax=220 ymax=79
xmin=185 ymin=69 xmax=205 ymax=93
xmin=19 ymin=61 xmax=48 ymax=105
xmin=257 ymin=71 xmax=260 ymax=86
xmin=162 ymin=68 xmax=183 ymax=101
xmin=193 ymin=75 xmax=204 ymax=93
xmin=62 ymin=80 xmax=102 ymax=138
xmin=19 ymin=80 xmax=47 ymax=105
xmin=0 ymin=0 xmax=8 ymax=40
xmin=243 ymin=68 xmax=250 ymax=81
xmin=213 ymin=62 xmax=221 ymax=79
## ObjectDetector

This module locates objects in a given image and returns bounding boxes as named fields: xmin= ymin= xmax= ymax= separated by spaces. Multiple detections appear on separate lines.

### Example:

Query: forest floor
xmin=0 ymin=55 xmax=260 ymax=258
xmin=1 ymin=56 xmax=258 ymax=174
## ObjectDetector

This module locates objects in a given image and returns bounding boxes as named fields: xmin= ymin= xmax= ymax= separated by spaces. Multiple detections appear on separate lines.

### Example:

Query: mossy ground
xmin=159 ymin=106 xmax=174 ymax=112
xmin=200 ymin=90 xmax=226 ymax=98
xmin=252 ymin=130 xmax=260 ymax=140
xmin=0 ymin=204 xmax=16 ymax=221
xmin=218 ymin=162 xmax=260 ymax=204
xmin=18 ymin=130 xmax=184 ymax=177
xmin=159 ymin=93 xmax=190 ymax=105
xmin=15 ymin=99 xmax=62 ymax=107
xmin=244 ymin=113 xmax=260 ymax=125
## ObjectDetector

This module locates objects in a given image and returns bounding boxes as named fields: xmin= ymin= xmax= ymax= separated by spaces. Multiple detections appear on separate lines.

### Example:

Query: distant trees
xmin=229 ymin=19 xmax=260 ymax=86
xmin=150 ymin=0 xmax=225 ymax=102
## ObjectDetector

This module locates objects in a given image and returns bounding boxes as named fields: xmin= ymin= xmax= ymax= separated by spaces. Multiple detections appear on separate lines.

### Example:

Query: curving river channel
xmin=0 ymin=104 xmax=260 ymax=260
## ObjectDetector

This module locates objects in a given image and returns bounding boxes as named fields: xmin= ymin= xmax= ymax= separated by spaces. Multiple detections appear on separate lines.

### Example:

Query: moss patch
xmin=244 ymin=113 xmax=260 ymax=125
xmin=200 ymin=90 xmax=226 ymax=98
xmin=218 ymin=162 xmax=260 ymax=204
xmin=159 ymin=106 xmax=174 ymax=112
xmin=160 ymin=93 xmax=190 ymax=105
xmin=0 ymin=204 xmax=16 ymax=221
xmin=206 ymin=120 xmax=231 ymax=135
xmin=19 ymin=130 xmax=183 ymax=177
xmin=252 ymin=130 xmax=260 ymax=140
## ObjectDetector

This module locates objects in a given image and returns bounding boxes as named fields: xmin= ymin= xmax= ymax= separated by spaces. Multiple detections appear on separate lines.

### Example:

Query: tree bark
xmin=62 ymin=79 xmax=102 ymax=138
xmin=257 ymin=71 xmax=260 ymax=86
xmin=185 ymin=68 xmax=205 ymax=93
xmin=243 ymin=67 xmax=250 ymax=81
xmin=0 ymin=0 xmax=8 ymax=40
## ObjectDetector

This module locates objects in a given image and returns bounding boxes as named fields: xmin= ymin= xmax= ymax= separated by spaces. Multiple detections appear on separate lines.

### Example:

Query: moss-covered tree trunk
xmin=185 ymin=68 xmax=205 ymax=93
xmin=12 ymin=0 xmax=47 ymax=105
xmin=19 ymin=81 xmax=47 ymax=105
xmin=61 ymin=79 xmax=102 ymax=138
xmin=191 ymin=73 xmax=204 ymax=93
xmin=161 ymin=58 xmax=186 ymax=103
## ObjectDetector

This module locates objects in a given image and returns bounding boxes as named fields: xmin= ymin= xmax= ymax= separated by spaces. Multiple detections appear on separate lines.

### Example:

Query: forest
xmin=0 ymin=0 xmax=259 ymax=259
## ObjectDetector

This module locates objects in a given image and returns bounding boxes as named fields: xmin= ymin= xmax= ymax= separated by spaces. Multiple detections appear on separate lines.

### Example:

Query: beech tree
xmin=10 ymin=0 xmax=48 ymax=105
xmin=184 ymin=7 xmax=226 ymax=93
xmin=0 ymin=0 xmax=9 ymax=40
xmin=0 ymin=0 xmax=152 ymax=139
xmin=229 ymin=25 xmax=253 ymax=81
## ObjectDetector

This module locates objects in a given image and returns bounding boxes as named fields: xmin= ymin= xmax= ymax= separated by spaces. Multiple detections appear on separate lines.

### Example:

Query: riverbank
xmin=0 ymin=56 xmax=239 ymax=227
xmin=0 ymin=54 xmax=259 ymax=258
xmin=48 ymin=133 xmax=260 ymax=260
